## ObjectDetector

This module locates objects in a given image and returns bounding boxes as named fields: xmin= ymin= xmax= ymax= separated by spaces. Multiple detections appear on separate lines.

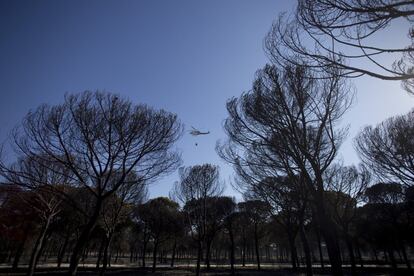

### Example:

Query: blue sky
xmin=1 ymin=0 xmax=413 ymax=199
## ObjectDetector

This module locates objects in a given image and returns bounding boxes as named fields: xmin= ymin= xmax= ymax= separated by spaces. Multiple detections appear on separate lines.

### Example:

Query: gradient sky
xmin=1 ymin=0 xmax=413 ymax=199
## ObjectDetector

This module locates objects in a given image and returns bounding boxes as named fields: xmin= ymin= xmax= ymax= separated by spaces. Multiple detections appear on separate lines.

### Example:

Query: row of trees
xmin=1 ymin=163 xmax=413 ymax=276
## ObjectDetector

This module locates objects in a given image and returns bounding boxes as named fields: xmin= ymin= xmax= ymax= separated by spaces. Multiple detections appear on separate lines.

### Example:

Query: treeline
xmin=1 ymin=167 xmax=413 ymax=275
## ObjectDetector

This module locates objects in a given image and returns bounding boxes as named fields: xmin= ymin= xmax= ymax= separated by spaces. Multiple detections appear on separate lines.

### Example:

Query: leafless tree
xmin=355 ymin=109 xmax=414 ymax=188
xmin=171 ymin=164 xmax=224 ymax=276
xmin=0 ymin=91 xmax=183 ymax=275
xmin=217 ymin=64 xmax=353 ymax=275
xmin=266 ymin=0 xmax=414 ymax=93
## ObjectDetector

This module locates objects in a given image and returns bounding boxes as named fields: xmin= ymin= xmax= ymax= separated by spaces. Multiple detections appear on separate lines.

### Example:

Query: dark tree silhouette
xmin=324 ymin=164 xmax=370 ymax=275
xmin=238 ymin=200 xmax=270 ymax=270
xmin=246 ymin=177 xmax=305 ymax=272
xmin=218 ymin=64 xmax=352 ymax=275
xmin=98 ymin=173 xmax=147 ymax=275
xmin=359 ymin=182 xmax=411 ymax=270
xmin=0 ymin=91 xmax=183 ymax=275
xmin=202 ymin=196 xmax=235 ymax=270
xmin=265 ymin=0 xmax=414 ymax=93
xmin=136 ymin=197 xmax=182 ymax=273
xmin=220 ymin=197 xmax=237 ymax=276
xmin=172 ymin=164 xmax=224 ymax=276
xmin=355 ymin=109 xmax=414 ymax=187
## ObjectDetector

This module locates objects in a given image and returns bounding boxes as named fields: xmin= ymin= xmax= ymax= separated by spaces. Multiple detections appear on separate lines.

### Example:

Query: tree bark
xmin=100 ymin=232 xmax=113 ymax=276
xmin=58 ymin=233 xmax=70 ymax=268
xmin=12 ymin=226 xmax=30 ymax=269
xmin=315 ymin=199 xmax=343 ymax=276
xmin=399 ymin=243 xmax=411 ymax=269
xmin=316 ymin=227 xmax=324 ymax=269
xmin=287 ymin=231 xmax=298 ymax=270
xmin=35 ymin=231 xmax=50 ymax=268
xmin=355 ymin=243 xmax=363 ymax=268
xmin=229 ymin=225 xmax=235 ymax=276
xmin=170 ymin=240 xmax=177 ymax=267
xmin=345 ymin=236 xmax=356 ymax=276
xmin=205 ymin=238 xmax=212 ymax=269
xmin=299 ymin=224 xmax=312 ymax=276
xmin=68 ymin=198 xmax=102 ymax=276
xmin=96 ymin=236 xmax=106 ymax=269
xmin=372 ymin=247 xmax=378 ymax=263
xmin=387 ymin=247 xmax=397 ymax=271
xmin=196 ymin=238 xmax=202 ymax=276
xmin=321 ymin=225 xmax=342 ymax=276
xmin=151 ymin=237 xmax=159 ymax=273
xmin=254 ymin=223 xmax=261 ymax=270
xmin=27 ymin=219 xmax=50 ymax=276
xmin=242 ymin=234 xmax=246 ymax=267
xmin=142 ymin=227 xmax=148 ymax=268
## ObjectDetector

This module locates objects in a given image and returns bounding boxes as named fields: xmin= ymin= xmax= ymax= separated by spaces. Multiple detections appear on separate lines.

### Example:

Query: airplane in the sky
xmin=189 ymin=126 xmax=210 ymax=136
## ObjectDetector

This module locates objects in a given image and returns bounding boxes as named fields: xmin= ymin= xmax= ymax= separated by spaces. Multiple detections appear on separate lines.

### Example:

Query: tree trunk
xmin=100 ymin=233 xmax=113 ymax=276
xmin=152 ymin=237 xmax=159 ymax=273
xmin=345 ymin=236 xmax=356 ymax=276
xmin=321 ymin=225 xmax=342 ymax=276
xmin=242 ymin=234 xmax=246 ymax=267
xmin=170 ymin=240 xmax=177 ymax=267
xmin=387 ymin=247 xmax=397 ymax=271
xmin=35 ymin=230 xmax=51 ymax=270
xmin=316 ymin=227 xmax=324 ymax=269
xmin=399 ymin=243 xmax=411 ymax=269
xmin=96 ymin=236 xmax=106 ymax=269
xmin=142 ymin=228 xmax=148 ymax=268
xmin=58 ymin=233 xmax=70 ymax=268
xmin=355 ymin=243 xmax=363 ymax=268
xmin=229 ymin=225 xmax=235 ymax=276
xmin=68 ymin=198 xmax=102 ymax=276
xmin=315 ymin=199 xmax=343 ymax=276
xmin=27 ymin=219 xmax=50 ymax=276
xmin=114 ymin=250 xmax=119 ymax=263
xmin=254 ymin=223 xmax=261 ymax=270
xmin=372 ymin=247 xmax=378 ymax=263
xmin=299 ymin=224 xmax=312 ymax=276
xmin=12 ymin=226 xmax=30 ymax=269
xmin=205 ymin=238 xmax=212 ymax=269
xmin=287 ymin=231 xmax=298 ymax=270
xmin=196 ymin=238 xmax=202 ymax=276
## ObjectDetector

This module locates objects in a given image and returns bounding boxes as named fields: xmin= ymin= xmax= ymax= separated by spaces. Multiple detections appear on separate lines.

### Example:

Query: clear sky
xmin=1 ymin=0 xmax=413 ymax=199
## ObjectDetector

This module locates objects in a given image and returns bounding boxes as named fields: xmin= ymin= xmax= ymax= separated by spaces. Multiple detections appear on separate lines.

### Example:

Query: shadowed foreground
xmin=1 ymin=265 xmax=413 ymax=276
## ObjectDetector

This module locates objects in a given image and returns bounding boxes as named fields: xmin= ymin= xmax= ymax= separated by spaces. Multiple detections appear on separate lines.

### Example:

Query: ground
xmin=0 ymin=265 xmax=412 ymax=276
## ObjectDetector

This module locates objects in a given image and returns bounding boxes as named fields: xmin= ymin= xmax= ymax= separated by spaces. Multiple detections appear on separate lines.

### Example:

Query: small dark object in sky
xmin=190 ymin=126 xmax=210 ymax=136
